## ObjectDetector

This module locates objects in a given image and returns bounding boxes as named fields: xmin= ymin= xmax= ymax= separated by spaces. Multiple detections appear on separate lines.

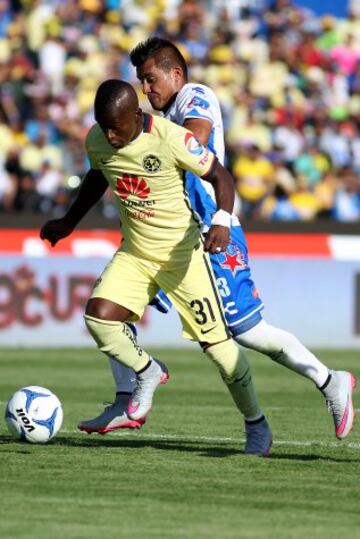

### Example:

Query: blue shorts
xmin=150 ymin=226 xmax=263 ymax=336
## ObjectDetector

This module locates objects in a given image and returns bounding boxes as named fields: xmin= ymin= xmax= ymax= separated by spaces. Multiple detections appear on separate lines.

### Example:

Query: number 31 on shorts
xmin=190 ymin=297 xmax=217 ymax=325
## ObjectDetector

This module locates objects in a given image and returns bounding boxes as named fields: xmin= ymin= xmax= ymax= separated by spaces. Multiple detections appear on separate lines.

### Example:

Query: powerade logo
xmin=116 ymin=174 xmax=150 ymax=199
xmin=184 ymin=133 xmax=204 ymax=156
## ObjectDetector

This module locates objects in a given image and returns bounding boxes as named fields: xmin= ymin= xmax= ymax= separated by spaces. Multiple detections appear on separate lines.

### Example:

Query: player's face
xmin=99 ymin=109 xmax=142 ymax=149
xmin=137 ymin=58 xmax=182 ymax=111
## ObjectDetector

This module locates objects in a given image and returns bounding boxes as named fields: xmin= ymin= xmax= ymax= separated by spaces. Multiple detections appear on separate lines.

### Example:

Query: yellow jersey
xmin=85 ymin=113 xmax=217 ymax=264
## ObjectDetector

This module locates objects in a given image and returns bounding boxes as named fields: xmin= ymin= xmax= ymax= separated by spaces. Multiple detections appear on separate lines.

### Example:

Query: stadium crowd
xmin=1 ymin=0 xmax=360 ymax=221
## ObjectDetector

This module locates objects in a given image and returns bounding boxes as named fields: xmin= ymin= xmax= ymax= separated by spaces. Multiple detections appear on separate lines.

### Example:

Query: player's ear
xmin=172 ymin=66 xmax=183 ymax=82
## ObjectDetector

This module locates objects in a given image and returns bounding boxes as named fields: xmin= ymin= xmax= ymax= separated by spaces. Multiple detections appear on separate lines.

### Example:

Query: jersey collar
xmin=162 ymin=92 xmax=178 ymax=116
xmin=143 ymin=113 xmax=153 ymax=133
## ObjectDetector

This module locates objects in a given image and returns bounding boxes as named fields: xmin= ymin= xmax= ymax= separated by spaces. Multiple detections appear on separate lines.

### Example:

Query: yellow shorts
xmin=91 ymin=245 xmax=229 ymax=343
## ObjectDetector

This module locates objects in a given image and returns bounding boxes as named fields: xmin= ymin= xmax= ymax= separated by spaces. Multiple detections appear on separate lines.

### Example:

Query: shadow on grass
xmin=57 ymin=435 xmax=240 ymax=458
xmin=21 ymin=434 xmax=360 ymax=461
xmin=1 ymin=434 xmax=358 ymax=462
xmin=0 ymin=433 xmax=237 ymax=458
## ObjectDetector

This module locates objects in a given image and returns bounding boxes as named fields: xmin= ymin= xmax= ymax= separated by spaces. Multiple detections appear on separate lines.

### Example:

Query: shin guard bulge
xmin=205 ymin=339 xmax=263 ymax=420
xmin=84 ymin=315 xmax=150 ymax=372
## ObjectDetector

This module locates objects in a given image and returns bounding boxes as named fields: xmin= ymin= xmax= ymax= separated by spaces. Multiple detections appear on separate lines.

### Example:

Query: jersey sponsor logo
xmin=198 ymin=149 xmax=211 ymax=166
xmin=124 ymin=199 xmax=155 ymax=208
xmin=193 ymin=86 xmax=205 ymax=94
xmin=184 ymin=132 xmax=204 ymax=156
xmin=143 ymin=154 xmax=161 ymax=173
xmin=116 ymin=174 xmax=150 ymax=200
xmin=187 ymin=95 xmax=210 ymax=110
xmin=218 ymin=243 xmax=248 ymax=276
xmin=125 ymin=207 xmax=155 ymax=220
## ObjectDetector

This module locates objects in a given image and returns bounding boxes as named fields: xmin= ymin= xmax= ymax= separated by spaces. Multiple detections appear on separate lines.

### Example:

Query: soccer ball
xmin=5 ymin=386 xmax=63 ymax=443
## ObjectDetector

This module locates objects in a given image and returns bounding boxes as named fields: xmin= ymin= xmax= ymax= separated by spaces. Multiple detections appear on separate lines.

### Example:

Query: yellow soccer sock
xmin=84 ymin=315 xmax=150 ymax=371
xmin=205 ymin=339 xmax=263 ymax=421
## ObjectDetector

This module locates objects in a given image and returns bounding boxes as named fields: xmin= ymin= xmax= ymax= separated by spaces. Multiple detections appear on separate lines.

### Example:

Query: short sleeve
xmin=167 ymin=127 xmax=217 ymax=178
xmin=176 ymin=86 xmax=215 ymax=125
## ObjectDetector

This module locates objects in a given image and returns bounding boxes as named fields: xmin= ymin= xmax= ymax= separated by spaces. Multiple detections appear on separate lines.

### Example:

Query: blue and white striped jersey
xmin=164 ymin=83 xmax=239 ymax=229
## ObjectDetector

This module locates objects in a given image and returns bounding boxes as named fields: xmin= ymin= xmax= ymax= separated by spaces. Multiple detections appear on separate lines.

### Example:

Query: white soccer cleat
xmin=322 ymin=370 xmax=357 ymax=440
xmin=78 ymin=394 xmax=146 ymax=434
xmin=244 ymin=417 xmax=272 ymax=456
xmin=128 ymin=358 xmax=169 ymax=421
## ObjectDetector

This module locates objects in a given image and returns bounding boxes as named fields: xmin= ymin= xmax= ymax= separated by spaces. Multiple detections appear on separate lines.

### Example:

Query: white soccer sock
xmin=236 ymin=319 xmax=329 ymax=387
xmin=109 ymin=358 xmax=136 ymax=394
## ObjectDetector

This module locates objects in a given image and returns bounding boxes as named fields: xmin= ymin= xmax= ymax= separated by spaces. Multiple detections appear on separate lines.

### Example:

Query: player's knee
xmin=85 ymin=298 xmax=108 ymax=319
xmin=85 ymin=297 xmax=130 ymax=321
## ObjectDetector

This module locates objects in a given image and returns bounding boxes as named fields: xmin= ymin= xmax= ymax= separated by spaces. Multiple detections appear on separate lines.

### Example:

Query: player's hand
xmin=204 ymin=225 xmax=229 ymax=254
xmin=40 ymin=218 xmax=75 ymax=247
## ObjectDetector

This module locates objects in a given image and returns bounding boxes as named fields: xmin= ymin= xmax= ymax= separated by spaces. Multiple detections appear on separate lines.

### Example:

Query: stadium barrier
xmin=0 ymin=229 xmax=359 ymax=348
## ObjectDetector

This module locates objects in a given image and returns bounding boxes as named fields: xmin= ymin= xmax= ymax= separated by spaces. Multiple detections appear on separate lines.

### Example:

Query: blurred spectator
xmin=332 ymin=166 xmax=360 ymax=220
xmin=35 ymin=159 xmax=63 ymax=213
xmin=260 ymin=184 xmax=301 ymax=220
xmin=288 ymin=180 xmax=321 ymax=220
xmin=273 ymin=117 xmax=305 ymax=164
xmin=179 ymin=21 xmax=208 ymax=61
xmin=0 ymin=0 xmax=359 ymax=222
xmin=0 ymin=161 xmax=15 ymax=210
xmin=293 ymin=145 xmax=331 ymax=186
xmin=233 ymin=144 xmax=275 ymax=218
xmin=38 ymin=34 xmax=66 ymax=96
xmin=330 ymin=33 xmax=360 ymax=75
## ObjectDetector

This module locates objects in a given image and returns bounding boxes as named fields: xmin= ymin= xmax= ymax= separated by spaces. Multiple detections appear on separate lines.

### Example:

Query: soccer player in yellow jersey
xmin=40 ymin=79 xmax=272 ymax=455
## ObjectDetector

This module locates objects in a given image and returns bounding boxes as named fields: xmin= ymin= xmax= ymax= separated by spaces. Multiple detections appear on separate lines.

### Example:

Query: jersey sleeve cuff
xmin=201 ymin=155 xmax=218 ymax=181
xmin=183 ymin=112 xmax=213 ymax=125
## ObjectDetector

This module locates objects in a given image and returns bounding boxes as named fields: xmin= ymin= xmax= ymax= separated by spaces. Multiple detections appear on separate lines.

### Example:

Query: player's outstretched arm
xmin=40 ymin=169 xmax=108 ymax=247
xmin=202 ymin=161 xmax=233 ymax=254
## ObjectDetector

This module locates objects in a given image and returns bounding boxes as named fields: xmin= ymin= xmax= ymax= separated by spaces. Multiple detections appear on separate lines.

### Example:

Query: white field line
xmin=60 ymin=429 xmax=360 ymax=449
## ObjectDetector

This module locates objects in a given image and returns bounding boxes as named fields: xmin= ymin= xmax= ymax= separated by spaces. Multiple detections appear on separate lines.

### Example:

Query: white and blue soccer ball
xmin=5 ymin=386 xmax=63 ymax=443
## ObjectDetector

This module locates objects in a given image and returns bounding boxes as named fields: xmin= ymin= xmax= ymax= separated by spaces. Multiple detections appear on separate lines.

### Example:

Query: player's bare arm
xmin=40 ymin=168 xmax=108 ymax=246
xmin=202 ymin=160 xmax=233 ymax=254
xmin=183 ymin=117 xmax=211 ymax=147
xmin=184 ymin=116 xmax=230 ymax=255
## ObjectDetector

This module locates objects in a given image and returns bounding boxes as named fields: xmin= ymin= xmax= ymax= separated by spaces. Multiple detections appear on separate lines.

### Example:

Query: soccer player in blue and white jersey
xmin=79 ymin=38 xmax=356 ymax=442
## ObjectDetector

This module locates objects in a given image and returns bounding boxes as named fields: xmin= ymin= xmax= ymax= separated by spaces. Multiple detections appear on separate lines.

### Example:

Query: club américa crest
xmin=143 ymin=154 xmax=161 ymax=173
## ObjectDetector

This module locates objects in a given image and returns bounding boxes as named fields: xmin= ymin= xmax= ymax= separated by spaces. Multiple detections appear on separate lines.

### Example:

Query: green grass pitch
xmin=0 ymin=348 xmax=360 ymax=539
